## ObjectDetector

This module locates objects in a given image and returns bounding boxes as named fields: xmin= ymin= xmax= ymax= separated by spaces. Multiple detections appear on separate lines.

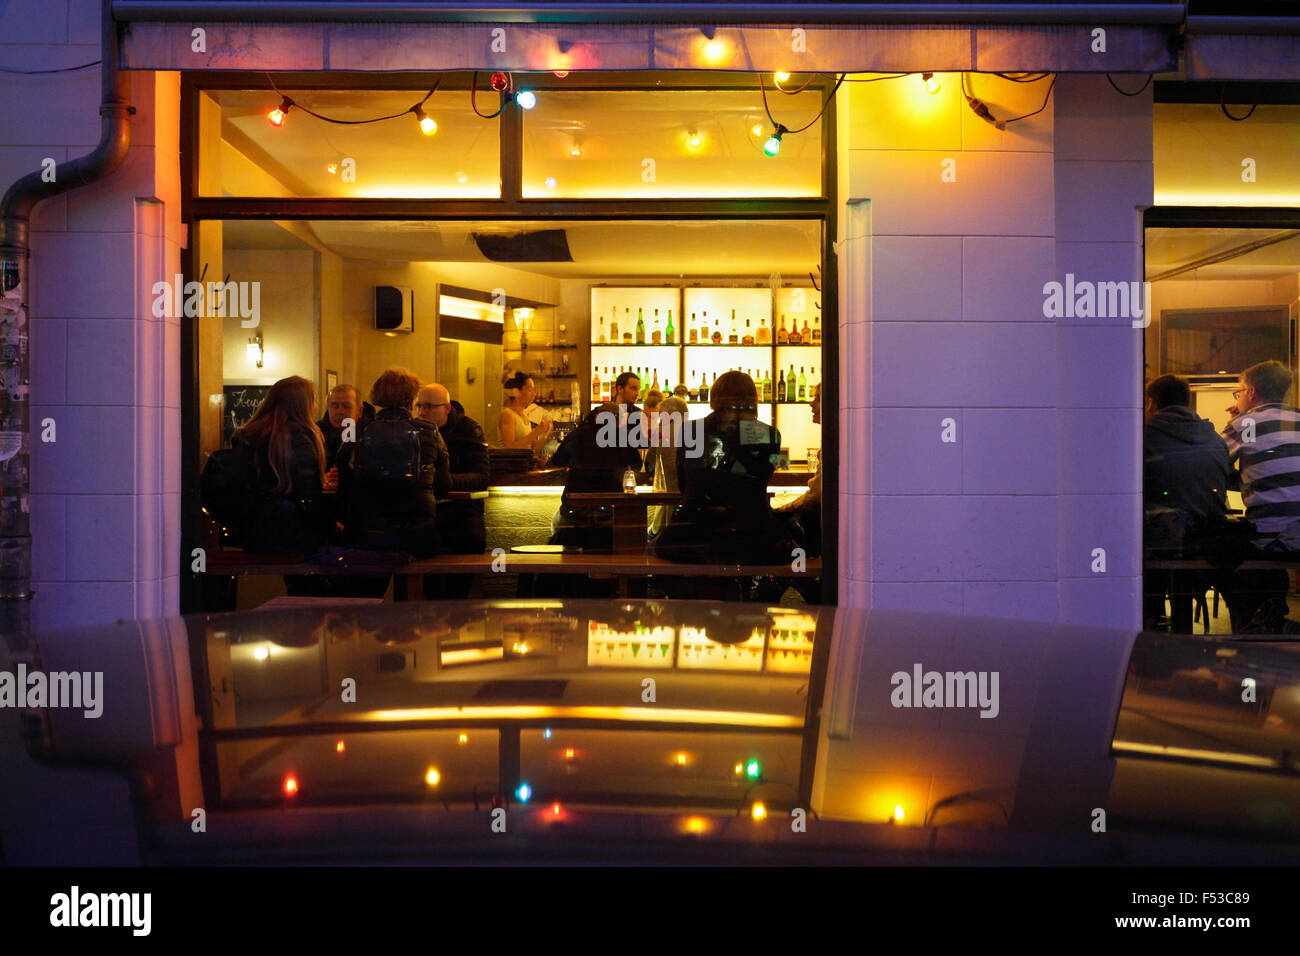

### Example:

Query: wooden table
xmin=564 ymin=491 xmax=683 ymax=553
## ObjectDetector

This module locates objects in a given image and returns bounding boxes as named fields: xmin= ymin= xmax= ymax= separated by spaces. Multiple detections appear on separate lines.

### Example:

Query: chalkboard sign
xmin=222 ymin=384 xmax=271 ymax=447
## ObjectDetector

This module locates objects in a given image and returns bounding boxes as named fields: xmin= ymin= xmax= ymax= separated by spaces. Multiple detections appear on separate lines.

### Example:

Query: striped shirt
xmin=1222 ymin=403 xmax=1300 ymax=541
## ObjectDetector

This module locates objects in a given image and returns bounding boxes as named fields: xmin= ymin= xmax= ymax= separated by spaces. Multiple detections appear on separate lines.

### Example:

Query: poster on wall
xmin=222 ymin=384 xmax=271 ymax=447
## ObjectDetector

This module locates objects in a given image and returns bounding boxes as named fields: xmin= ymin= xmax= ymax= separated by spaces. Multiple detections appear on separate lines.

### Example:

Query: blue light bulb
xmin=516 ymin=783 xmax=532 ymax=803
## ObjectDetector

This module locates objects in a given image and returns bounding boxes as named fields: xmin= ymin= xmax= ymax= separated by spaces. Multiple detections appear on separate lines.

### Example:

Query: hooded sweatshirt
xmin=1143 ymin=405 xmax=1231 ymax=522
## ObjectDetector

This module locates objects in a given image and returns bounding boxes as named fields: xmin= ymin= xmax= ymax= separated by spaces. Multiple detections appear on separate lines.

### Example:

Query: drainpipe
xmin=0 ymin=0 xmax=133 ymax=644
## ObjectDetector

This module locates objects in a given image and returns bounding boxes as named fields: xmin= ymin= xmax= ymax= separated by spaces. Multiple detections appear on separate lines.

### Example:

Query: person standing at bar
xmin=499 ymin=372 xmax=552 ymax=459
xmin=418 ymin=383 xmax=490 ymax=599
xmin=316 ymin=384 xmax=374 ymax=483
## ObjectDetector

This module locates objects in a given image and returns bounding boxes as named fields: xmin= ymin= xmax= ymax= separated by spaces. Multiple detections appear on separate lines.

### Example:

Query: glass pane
xmin=522 ymin=89 xmax=823 ymax=198
xmin=198 ymin=88 xmax=501 ymax=198
xmin=1155 ymin=103 xmax=1300 ymax=207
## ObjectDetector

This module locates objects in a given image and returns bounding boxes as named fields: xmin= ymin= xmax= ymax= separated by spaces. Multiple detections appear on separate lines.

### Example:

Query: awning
xmin=113 ymin=2 xmax=1183 ymax=73
xmin=1185 ymin=15 xmax=1300 ymax=81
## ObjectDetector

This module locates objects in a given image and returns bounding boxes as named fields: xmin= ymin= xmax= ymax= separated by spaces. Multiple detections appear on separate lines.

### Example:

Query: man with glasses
xmin=1220 ymin=360 xmax=1300 ymax=632
xmin=417 ymin=383 xmax=490 ymax=597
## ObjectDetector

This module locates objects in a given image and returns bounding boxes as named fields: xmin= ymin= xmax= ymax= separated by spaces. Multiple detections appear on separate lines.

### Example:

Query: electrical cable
xmin=0 ymin=60 xmax=101 ymax=74
xmin=759 ymin=72 xmax=846 ymax=136
xmin=470 ymin=70 xmax=508 ymax=120
xmin=1106 ymin=73 xmax=1154 ymax=97
xmin=1220 ymin=84 xmax=1257 ymax=121
xmin=266 ymin=73 xmax=442 ymax=125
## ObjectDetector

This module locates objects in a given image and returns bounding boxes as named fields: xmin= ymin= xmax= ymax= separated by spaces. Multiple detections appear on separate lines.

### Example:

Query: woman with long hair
xmin=499 ymin=372 xmax=552 ymax=457
xmin=231 ymin=376 xmax=334 ymax=591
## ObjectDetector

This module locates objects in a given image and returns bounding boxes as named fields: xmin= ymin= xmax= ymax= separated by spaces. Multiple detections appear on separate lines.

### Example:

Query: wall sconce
xmin=513 ymin=307 xmax=534 ymax=349
xmin=246 ymin=330 xmax=264 ymax=369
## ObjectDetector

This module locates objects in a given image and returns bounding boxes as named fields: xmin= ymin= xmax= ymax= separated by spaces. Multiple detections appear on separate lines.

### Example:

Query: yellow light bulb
xmin=751 ymin=124 xmax=764 ymax=137
xmin=894 ymin=804 xmax=905 ymax=822
xmin=419 ymin=115 xmax=437 ymax=135
xmin=686 ymin=131 xmax=702 ymax=150
xmin=751 ymin=802 xmax=767 ymax=821
xmin=922 ymin=72 xmax=941 ymax=95
xmin=684 ymin=816 xmax=708 ymax=834
xmin=774 ymin=71 xmax=791 ymax=83
xmin=569 ymin=144 xmax=582 ymax=158
xmin=458 ymin=733 xmax=468 ymax=745
xmin=702 ymin=38 xmax=727 ymax=63
xmin=426 ymin=768 xmax=440 ymax=786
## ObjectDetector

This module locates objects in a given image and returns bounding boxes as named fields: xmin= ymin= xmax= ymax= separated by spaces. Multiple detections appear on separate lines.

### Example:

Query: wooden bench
xmin=204 ymin=551 xmax=823 ymax=600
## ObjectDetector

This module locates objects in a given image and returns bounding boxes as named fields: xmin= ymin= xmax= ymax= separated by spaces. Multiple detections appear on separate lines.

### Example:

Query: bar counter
xmin=482 ymin=466 xmax=816 ymax=552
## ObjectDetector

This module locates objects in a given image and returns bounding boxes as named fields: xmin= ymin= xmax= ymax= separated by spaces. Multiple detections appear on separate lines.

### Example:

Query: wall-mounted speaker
xmin=375 ymin=285 xmax=414 ymax=333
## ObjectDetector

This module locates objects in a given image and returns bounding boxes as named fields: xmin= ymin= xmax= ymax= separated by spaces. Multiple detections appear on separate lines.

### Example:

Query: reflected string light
xmin=751 ymin=802 xmax=767 ymax=821
xmin=922 ymin=72 xmax=941 ymax=94
xmin=426 ymin=768 xmax=441 ymax=786
xmin=283 ymin=774 xmax=299 ymax=796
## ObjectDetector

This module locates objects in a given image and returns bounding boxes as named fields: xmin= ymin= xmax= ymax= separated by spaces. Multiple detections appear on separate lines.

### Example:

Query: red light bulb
xmin=283 ymin=774 xmax=299 ymax=796
xmin=489 ymin=72 xmax=510 ymax=92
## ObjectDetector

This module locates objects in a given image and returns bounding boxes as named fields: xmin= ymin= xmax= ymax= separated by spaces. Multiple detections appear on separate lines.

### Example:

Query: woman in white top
xmin=499 ymin=372 xmax=552 ymax=457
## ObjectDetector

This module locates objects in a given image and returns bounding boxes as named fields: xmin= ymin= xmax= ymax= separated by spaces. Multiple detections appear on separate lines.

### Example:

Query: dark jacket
xmin=233 ymin=425 xmax=333 ymax=553
xmin=339 ymin=406 xmax=451 ymax=558
xmin=650 ymin=411 xmax=795 ymax=563
xmin=437 ymin=403 xmax=491 ymax=552
xmin=1143 ymin=405 xmax=1231 ymax=524
xmin=548 ymin=405 xmax=643 ymax=550
xmin=317 ymin=401 xmax=376 ymax=470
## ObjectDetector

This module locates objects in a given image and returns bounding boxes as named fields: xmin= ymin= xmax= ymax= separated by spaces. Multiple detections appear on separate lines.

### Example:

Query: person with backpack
xmin=338 ymin=367 xmax=452 ymax=569
xmin=201 ymin=375 xmax=335 ymax=596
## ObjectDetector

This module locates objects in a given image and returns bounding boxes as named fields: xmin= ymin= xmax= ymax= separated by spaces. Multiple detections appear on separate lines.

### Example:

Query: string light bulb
xmin=515 ymin=90 xmax=537 ymax=110
xmin=326 ymin=161 xmax=338 ymax=175
xmin=412 ymin=104 xmax=437 ymax=135
xmin=554 ymin=70 xmax=569 ymax=78
xmin=922 ymin=72 xmax=941 ymax=95
xmin=774 ymin=71 xmax=791 ymax=83
xmin=763 ymin=125 xmax=787 ymax=157
xmin=569 ymin=142 xmax=582 ymax=158
xmin=489 ymin=72 xmax=510 ymax=92
xmin=266 ymin=97 xmax=292 ymax=128
xmin=751 ymin=123 xmax=764 ymax=137
xmin=686 ymin=130 xmax=702 ymax=151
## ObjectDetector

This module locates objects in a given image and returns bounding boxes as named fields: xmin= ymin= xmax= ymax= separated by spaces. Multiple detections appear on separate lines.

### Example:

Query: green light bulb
xmin=746 ymin=759 xmax=761 ymax=779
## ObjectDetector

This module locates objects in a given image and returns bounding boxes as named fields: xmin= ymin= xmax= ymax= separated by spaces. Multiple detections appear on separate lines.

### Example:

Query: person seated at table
xmin=547 ymin=402 xmax=644 ymax=553
xmin=229 ymin=375 xmax=335 ymax=595
xmin=417 ymin=383 xmax=490 ymax=598
xmin=339 ymin=368 xmax=451 ymax=581
xmin=316 ymin=383 xmax=375 ymax=480
xmin=650 ymin=371 xmax=797 ymax=575
xmin=499 ymin=372 xmax=552 ymax=459
xmin=1141 ymin=374 xmax=1232 ymax=629
xmin=1219 ymin=360 xmax=1300 ymax=632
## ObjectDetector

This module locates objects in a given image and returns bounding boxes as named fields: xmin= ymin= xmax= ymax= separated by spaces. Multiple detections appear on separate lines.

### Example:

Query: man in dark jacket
xmin=1143 ymin=374 xmax=1231 ymax=530
xmin=1142 ymin=374 xmax=1233 ymax=631
xmin=316 ymin=384 xmax=375 ymax=474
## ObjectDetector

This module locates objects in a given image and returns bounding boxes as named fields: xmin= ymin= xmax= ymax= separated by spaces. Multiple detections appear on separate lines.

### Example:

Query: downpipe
xmin=0 ymin=0 xmax=132 ymax=647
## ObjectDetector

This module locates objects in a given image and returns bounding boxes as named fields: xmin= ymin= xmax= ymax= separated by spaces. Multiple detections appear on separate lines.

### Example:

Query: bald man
xmin=419 ymin=383 xmax=490 ymax=598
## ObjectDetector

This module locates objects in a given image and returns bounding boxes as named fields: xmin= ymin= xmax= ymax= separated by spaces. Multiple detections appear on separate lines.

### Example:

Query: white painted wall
xmin=4 ymin=0 xmax=183 ymax=631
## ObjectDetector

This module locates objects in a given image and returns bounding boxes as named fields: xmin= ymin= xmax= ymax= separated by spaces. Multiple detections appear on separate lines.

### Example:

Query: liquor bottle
xmin=688 ymin=312 xmax=698 ymax=344
xmin=741 ymin=320 xmax=755 ymax=345
xmin=801 ymin=318 xmax=812 ymax=344
xmin=788 ymin=318 xmax=802 ymax=344
xmin=798 ymin=366 xmax=807 ymax=401
xmin=610 ymin=313 xmax=619 ymax=342
xmin=810 ymin=316 xmax=821 ymax=345
xmin=788 ymin=364 xmax=797 ymax=397
xmin=711 ymin=316 xmax=723 ymax=344
xmin=776 ymin=315 xmax=789 ymax=345
xmin=598 ymin=315 xmax=607 ymax=344
xmin=592 ymin=367 xmax=601 ymax=402
xmin=727 ymin=309 xmax=739 ymax=344
xmin=652 ymin=309 xmax=662 ymax=344
xmin=762 ymin=367 xmax=773 ymax=402
xmin=698 ymin=373 xmax=710 ymax=403
xmin=755 ymin=317 xmax=771 ymax=344
xmin=776 ymin=369 xmax=786 ymax=402
xmin=665 ymin=310 xmax=675 ymax=344
xmin=639 ymin=373 xmax=648 ymax=402
xmin=636 ymin=308 xmax=646 ymax=345
xmin=689 ymin=372 xmax=699 ymax=402
xmin=622 ymin=308 xmax=632 ymax=343
xmin=651 ymin=368 xmax=660 ymax=394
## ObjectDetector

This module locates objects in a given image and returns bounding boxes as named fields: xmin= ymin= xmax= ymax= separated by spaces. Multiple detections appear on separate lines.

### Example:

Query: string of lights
xmin=0 ymin=59 xmax=102 ymax=74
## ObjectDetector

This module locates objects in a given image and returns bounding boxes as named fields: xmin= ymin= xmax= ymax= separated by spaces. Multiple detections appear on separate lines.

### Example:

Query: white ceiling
xmin=1146 ymin=228 xmax=1300 ymax=282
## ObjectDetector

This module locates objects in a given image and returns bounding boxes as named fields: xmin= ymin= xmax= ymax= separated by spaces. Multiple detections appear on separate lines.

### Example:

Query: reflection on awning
xmin=116 ymin=19 xmax=1177 ymax=73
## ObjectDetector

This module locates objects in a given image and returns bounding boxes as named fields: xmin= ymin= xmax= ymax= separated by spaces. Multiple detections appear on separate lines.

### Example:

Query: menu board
xmin=221 ymin=384 xmax=271 ymax=447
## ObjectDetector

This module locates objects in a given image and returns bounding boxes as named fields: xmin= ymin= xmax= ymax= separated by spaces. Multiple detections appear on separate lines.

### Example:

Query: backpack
xmin=200 ymin=443 xmax=260 ymax=528
xmin=352 ymin=417 xmax=422 ymax=488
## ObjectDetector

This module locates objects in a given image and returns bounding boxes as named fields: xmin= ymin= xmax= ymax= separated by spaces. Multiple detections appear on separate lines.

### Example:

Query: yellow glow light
xmin=253 ymin=646 xmax=269 ymax=661
xmin=686 ymin=131 xmax=703 ymax=151
xmin=569 ymin=143 xmax=582 ymax=158
xmin=456 ymin=171 xmax=468 ymax=184
xmin=326 ymin=162 xmax=338 ymax=175
xmin=684 ymin=816 xmax=709 ymax=834
xmin=426 ymin=768 xmax=440 ymax=786
xmin=774 ymin=71 xmax=791 ymax=83
xmin=751 ymin=123 xmax=764 ymax=137
xmin=675 ymin=752 xmax=688 ymax=766
xmin=419 ymin=115 xmax=437 ymax=135
xmin=734 ymin=762 xmax=745 ymax=775
xmin=894 ymin=805 xmax=905 ymax=822
xmin=702 ymin=37 xmax=728 ymax=64
xmin=922 ymin=72 xmax=941 ymax=95
xmin=458 ymin=733 xmax=468 ymax=745
xmin=365 ymin=705 xmax=802 ymax=729
xmin=335 ymin=740 xmax=345 ymax=754
xmin=751 ymin=802 xmax=767 ymax=821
